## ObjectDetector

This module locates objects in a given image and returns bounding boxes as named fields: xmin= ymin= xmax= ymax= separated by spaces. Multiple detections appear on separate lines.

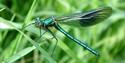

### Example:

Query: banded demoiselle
xmin=26 ymin=7 xmax=112 ymax=56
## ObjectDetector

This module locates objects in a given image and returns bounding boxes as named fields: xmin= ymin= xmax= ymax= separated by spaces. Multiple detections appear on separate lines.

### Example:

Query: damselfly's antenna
xmin=23 ymin=23 xmax=35 ymax=29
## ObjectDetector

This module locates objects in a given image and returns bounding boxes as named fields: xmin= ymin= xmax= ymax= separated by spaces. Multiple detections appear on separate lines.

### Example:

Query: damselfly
xmin=26 ymin=7 xmax=112 ymax=56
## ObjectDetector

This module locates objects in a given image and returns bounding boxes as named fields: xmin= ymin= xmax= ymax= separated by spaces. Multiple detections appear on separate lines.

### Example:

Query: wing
xmin=56 ymin=7 xmax=112 ymax=27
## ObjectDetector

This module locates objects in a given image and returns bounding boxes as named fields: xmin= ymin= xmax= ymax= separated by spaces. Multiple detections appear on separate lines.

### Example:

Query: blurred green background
xmin=0 ymin=0 xmax=125 ymax=63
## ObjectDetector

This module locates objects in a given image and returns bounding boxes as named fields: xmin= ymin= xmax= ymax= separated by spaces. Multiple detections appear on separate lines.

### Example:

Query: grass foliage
xmin=0 ymin=0 xmax=125 ymax=63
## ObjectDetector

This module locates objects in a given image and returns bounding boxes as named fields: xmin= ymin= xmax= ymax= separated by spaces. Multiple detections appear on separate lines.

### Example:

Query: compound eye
xmin=35 ymin=17 xmax=41 ymax=27
xmin=35 ymin=17 xmax=40 ymax=23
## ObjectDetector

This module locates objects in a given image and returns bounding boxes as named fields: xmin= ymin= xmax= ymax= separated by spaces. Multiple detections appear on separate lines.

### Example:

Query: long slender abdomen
xmin=54 ymin=23 xmax=99 ymax=56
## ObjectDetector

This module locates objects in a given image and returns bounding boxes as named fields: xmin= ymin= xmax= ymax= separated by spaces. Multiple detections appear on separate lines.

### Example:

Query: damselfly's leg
xmin=45 ymin=38 xmax=58 ymax=56
xmin=35 ymin=29 xmax=47 ymax=42
xmin=46 ymin=27 xmax=58 ymax=42
xmin=50 ymin=38 xmax=58 ymax=56
xmin=46 ymin=27 xmax=58 ymax=56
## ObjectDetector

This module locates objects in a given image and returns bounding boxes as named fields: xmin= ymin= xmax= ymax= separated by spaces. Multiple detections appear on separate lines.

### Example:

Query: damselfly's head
xmin=34 ymin=17 xmax=44 ymax=28
xmin=23 ymin=17 xmax=44 ymax=29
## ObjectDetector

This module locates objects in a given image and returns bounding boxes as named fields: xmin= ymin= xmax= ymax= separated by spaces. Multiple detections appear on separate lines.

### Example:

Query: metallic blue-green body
xmin=33 ymin=7 xmax=112 ymax=56
xmin=35 ymin=17 xmax=99 ymax=56
xmin=54 ymin=23 xmax=99 ymax=56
